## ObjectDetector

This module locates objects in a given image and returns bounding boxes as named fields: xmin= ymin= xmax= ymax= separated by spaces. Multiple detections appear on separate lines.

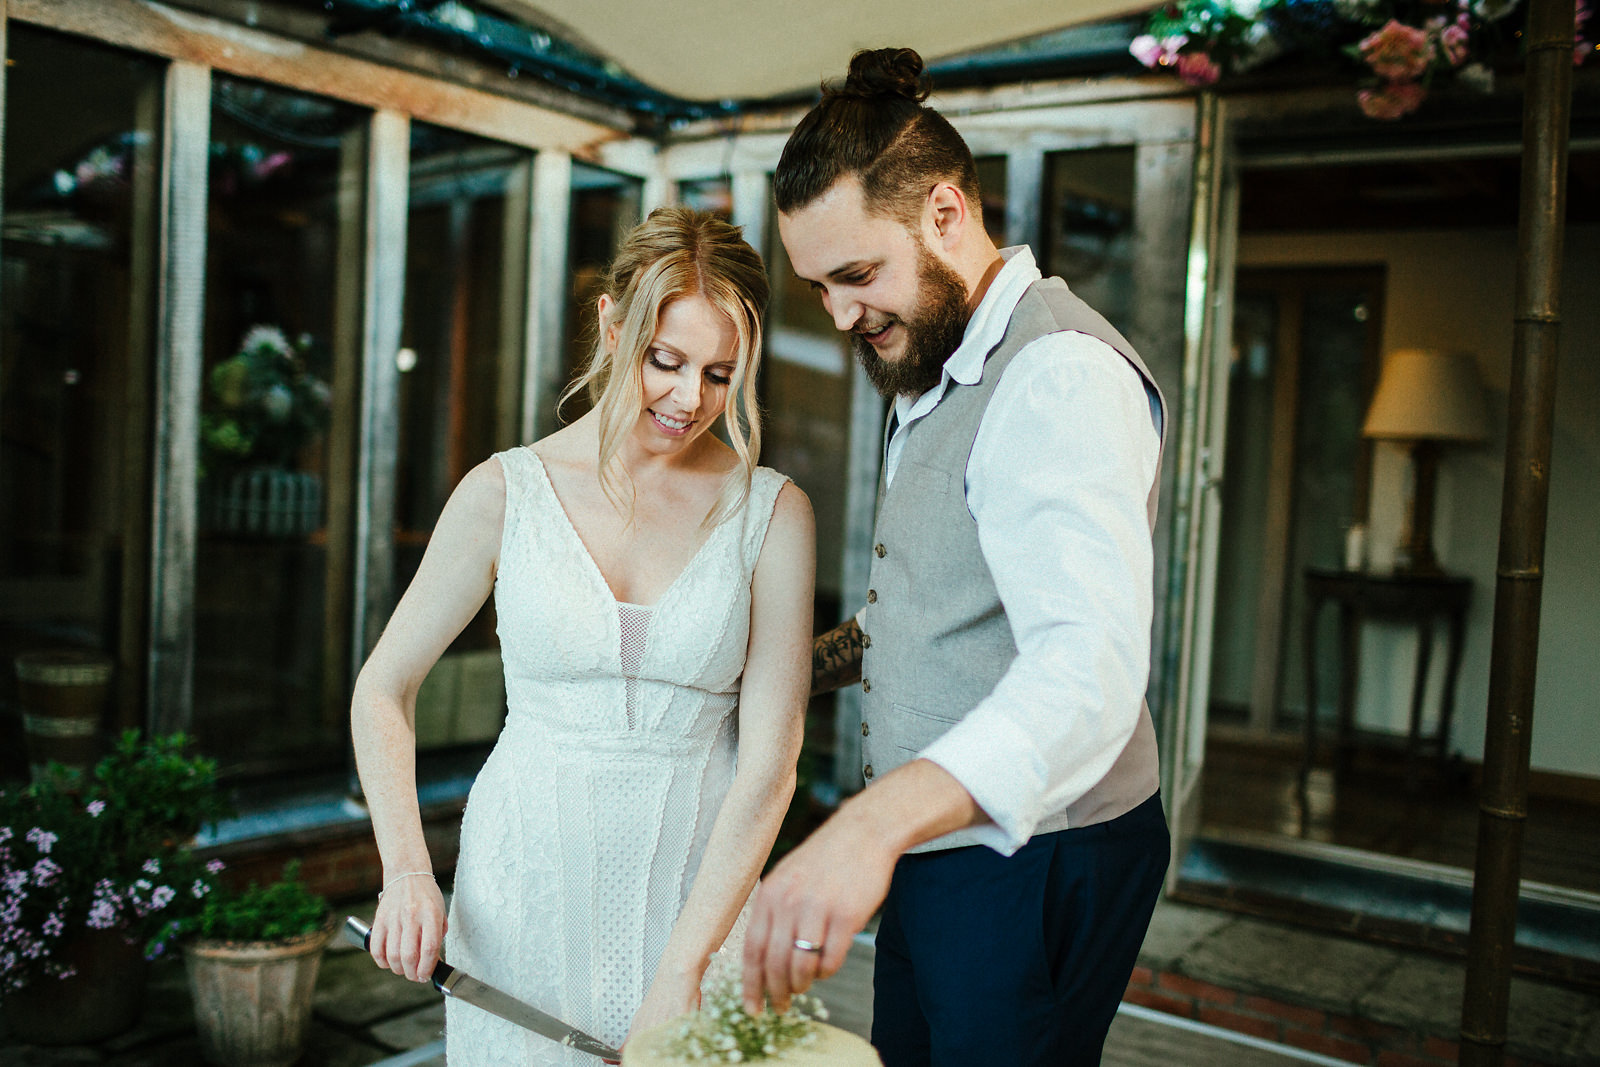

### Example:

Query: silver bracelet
xmin=379 ymin=871 xmax=435 ymax=899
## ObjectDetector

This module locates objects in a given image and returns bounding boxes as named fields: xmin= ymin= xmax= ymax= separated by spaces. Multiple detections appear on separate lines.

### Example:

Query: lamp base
xmin=1397 ymin=440 xmax=1443 ymax=576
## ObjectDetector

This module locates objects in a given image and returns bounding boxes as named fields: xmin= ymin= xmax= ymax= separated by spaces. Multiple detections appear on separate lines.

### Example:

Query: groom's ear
xmin=924 ymin=182 xmax=970 ymax=253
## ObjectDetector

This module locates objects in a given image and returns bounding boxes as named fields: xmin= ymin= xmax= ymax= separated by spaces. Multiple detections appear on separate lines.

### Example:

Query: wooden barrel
xmin=14 ymin=649 xmax=113 ymax=787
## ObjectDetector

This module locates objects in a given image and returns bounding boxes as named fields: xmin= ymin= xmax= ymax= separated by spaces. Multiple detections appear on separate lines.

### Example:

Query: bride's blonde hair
xmin=561 ymin=206 xmax=769 ymax=527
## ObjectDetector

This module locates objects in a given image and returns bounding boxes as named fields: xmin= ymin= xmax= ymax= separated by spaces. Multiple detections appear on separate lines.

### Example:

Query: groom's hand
xmin=742 ymin=759 xmax=986 ymax=1014
xmin=741 ymin=802 xmax=896 ymax=1015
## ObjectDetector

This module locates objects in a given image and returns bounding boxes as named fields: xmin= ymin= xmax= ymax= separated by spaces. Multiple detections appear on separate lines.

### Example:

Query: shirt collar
xmin=893 ymin=246 xmax=1042 ymax=423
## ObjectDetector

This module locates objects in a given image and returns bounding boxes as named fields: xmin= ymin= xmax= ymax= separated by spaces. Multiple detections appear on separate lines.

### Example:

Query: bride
xmin=351 ymin=207 xmax=814 ymax=1063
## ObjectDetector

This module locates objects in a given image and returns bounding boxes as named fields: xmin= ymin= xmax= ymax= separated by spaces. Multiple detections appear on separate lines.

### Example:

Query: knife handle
xmin=344 ymin=915 xmax=372 ymax=951
xmin=344 ymin=915 xmax=457 ymax=993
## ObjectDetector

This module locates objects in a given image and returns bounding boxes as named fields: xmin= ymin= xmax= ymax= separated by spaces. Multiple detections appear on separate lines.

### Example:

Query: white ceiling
xmin=491 ymin=0 xmax=1150 ymax=102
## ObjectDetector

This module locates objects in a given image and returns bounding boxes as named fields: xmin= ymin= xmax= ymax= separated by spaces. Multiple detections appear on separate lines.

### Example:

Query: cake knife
xmin=343 ymin=916 xmax=622 ymax=1060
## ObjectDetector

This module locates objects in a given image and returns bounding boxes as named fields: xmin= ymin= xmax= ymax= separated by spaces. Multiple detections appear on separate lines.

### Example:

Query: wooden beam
xmin=147 ymin=60 xmax=211 ymax=734
xmin=14 ymin=0 xmax=624 ymax=155
xmin=156 ymin=0 xmax=631 ymax=130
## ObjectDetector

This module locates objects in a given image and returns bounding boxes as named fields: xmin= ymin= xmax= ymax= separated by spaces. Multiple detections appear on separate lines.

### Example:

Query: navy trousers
xmin=871 ymin=792 xmax=1169 ymax=1067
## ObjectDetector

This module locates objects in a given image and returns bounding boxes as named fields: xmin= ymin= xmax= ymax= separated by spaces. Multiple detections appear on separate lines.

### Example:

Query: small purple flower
xmin=25 ymin=828 xmax=57 ymax=854
xmin=41 ymin=913 xmax=64 ymax=938
xmin=191 ymin=879 xmax=211 ymax=899
xmin=150 ymin=885 xmax=176 ymax=910
xmin=31 ymin=858 xmax=61 ymax=888
xmin=143 ymin=858 xmax=161 ymax=875
xmin=3 ymin=869 xmax=26 ymax=894
xmin=0 ymin=827 xmax=12 ymax=845
xmin=87 ymin=899 xmax=120 ymax=929
xmin=86 ymin=800 xmax=106 ymax=817
xmin=206 ymin=859 xmax=226 ymax=875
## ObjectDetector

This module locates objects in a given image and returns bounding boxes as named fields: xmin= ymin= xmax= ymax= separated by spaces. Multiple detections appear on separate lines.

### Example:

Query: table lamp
xmin=1362 ymin=348 xmax=1489 ymax=574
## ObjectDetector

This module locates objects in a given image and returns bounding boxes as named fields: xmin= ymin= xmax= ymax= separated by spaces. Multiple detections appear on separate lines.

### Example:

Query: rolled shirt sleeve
xmin=917 ymin=330 xmax=1161 ymax=854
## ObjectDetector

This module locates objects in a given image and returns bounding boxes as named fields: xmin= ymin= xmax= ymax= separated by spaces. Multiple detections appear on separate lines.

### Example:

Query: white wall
xmin=1238 ymin=225 xmax=1600 ymax=780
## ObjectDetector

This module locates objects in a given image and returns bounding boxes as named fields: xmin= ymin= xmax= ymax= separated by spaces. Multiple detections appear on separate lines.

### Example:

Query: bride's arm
xmin=629 ymin=481 xmax=816 ymax=1037
xmin=351 ymin=457 xmax=505 ymax=983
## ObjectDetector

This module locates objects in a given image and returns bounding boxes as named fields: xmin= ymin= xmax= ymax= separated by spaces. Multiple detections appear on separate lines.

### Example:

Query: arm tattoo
xmin=811 ymin=618 xmax=865 ymax=697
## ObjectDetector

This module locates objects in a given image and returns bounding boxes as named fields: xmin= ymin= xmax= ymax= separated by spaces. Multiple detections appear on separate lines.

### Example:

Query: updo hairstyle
xmin=562 ymin=206 xmax=769 ymax=526
xmin=773 ymin=48 xmax=981 ymax=227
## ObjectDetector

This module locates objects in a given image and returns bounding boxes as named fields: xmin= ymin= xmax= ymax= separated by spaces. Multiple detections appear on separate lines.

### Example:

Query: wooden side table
xmin=1301 ymin=566 xmax=1472 ymax=787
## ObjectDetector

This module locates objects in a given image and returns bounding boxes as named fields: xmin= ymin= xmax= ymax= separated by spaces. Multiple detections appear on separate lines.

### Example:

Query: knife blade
xmin=344 ymin=916 xmax=622 ymax=1060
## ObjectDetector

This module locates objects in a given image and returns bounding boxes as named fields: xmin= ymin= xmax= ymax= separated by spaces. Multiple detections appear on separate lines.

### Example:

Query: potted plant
xmin=198 ymin=324 xmax=332 ymax=538
xmin=0 ymin=731 xmax=230 ymax=1045
xmin=159 ymin=859 xmax=334 ymax=1067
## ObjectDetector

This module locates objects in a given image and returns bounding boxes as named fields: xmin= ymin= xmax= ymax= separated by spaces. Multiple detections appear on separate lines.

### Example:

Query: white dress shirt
xmin=879 ymin=246 xmax=1161 ymax=854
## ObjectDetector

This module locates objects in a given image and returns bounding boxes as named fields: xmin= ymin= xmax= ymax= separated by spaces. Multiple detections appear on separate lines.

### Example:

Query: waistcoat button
xmin=863 ymin=764 xmax=874 ymax=780
xmin=861 ymin=633 xmax=872 ymax=649
xmin=866 ymin=589 xmax=877 ymax=603
xmin=861 ymin=721 xmax=870 ymax=737
xmin=874 ymin=543 xmax=886 ymax=558
xmin=861 ymin=678 xmax=871 ymax=693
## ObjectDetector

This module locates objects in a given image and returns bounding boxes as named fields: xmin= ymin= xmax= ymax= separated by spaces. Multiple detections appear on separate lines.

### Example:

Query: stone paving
xmin=4 ymin=898 xmax=1597 ymax=1065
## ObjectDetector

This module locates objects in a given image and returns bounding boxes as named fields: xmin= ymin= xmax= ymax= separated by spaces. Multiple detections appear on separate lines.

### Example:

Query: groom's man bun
xmin=773 ymin=47 xmax=981 ymax=227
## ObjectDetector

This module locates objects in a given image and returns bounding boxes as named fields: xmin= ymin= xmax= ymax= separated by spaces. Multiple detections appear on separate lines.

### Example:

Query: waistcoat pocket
xmin=892 ymin=701 xmax=962 ymax=758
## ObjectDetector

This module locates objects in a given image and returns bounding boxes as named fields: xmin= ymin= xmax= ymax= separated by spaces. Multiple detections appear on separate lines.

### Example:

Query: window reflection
xmin=397 ymin=123 xmax=534 ymax=751
xmin=1042 ymin=148 xmax=1136 ymax=333
xmin=194 ymin=77 xmax=367 ymax=777
xmin=678 ymin=177 xmax=733 ymax=220
xmin=0 ymin=28 xmax=164 ymax=770
xmin=974 ymin=155 xmax=1009 ymax=246
xmin=558 ymin=163 xmax=641 ymax=427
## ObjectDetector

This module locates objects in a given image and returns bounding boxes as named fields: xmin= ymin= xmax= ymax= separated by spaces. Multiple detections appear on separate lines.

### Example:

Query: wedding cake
xmin=621 ymin=975 xmax=880 ymax=1067
xmin=623 ymin=1016 xmax=881 ymax=1066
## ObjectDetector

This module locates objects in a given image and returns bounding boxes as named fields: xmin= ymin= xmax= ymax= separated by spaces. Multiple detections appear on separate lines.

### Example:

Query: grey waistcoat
xmin=859 ymin=276 xmax=1168 ymax=853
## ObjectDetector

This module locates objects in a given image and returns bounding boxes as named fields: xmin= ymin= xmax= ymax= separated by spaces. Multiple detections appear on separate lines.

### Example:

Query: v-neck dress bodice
xmin=443 ymin=447 xmax=790 ymax=1065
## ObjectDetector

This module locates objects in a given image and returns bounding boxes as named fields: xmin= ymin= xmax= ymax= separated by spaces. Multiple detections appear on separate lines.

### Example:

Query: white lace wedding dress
xmin=443 ymin=447 xmax=789 ymax=1065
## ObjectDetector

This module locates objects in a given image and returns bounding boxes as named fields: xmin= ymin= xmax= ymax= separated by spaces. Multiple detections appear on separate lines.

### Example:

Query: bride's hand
xmin=622 ymin=965 xmax=703 ymax=1058
xmin=368 ymin=872 xmax=446 ymax=983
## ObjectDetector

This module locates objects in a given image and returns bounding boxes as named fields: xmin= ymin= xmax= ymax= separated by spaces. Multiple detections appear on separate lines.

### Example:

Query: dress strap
xmin=492 ymin=447 xmax=539 ymax=569
xmin=740 ymin=467 xmax=791 ymax=570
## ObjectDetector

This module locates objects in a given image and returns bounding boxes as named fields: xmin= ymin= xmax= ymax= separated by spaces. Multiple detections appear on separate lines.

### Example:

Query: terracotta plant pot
xmin=184 ymin=918 xmax=335 ymax=1067
xmin=2 ymin=927 xmax=148 ymax=1045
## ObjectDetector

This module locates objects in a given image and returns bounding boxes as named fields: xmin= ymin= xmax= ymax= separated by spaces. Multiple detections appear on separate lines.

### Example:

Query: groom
xmin=742 ymin=48 xmax=1171 ymax=1066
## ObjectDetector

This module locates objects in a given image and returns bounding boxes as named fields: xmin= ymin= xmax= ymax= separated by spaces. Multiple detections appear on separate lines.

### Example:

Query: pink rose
xmin=1358 ymin=81 xmax=1428 ymax=120
xmin=1439 ymin=24 xmax=1471 ymax=66
xmin=1360 ymin=20 xmax=1434 ymax=81
xmin=1177 ymin=51 xmax=1222 ymax=86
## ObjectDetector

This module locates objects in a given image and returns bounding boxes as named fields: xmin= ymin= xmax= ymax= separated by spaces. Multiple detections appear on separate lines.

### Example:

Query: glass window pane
xmin=974 ymin=155 xmax=1008 ymax=246
xmin=761 ymin=208 xmax=855 ymax=793
xmin=0 ymin=27 xmax=165 ymax=775
xmin=558 ymin=163 xmax=642 ymax=426
xmin=678 ymin=177 xmax=732 ymax=219
xmin=194 ymin=77 xmax=367 ymax=777
xmin=1042 ymin=147 xmax=1136 ymax=333
xmin=398 ymin=123 xmax=533 ymax=751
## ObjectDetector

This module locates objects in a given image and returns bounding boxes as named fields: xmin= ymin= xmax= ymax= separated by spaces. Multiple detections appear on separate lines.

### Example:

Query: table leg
xmin=1438 ymin=606 xmax=1468 ymax=774
xmin=1337 ymin=603 xmax=1361 ymax=775
xmin=1302 ymin=594 xmax=1322 ymax=785
xmin=1407 ymin=617 xmax=1436 ymax=792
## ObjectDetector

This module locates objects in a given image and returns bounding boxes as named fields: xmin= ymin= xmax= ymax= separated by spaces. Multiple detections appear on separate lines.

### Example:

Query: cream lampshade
xmin=1363 ymin=349 xmax=1489 ymax=574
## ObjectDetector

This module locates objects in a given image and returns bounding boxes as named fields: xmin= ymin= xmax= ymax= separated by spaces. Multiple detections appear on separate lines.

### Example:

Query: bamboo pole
xmin=1457 ymin=0 xmax=1574 ymax=1063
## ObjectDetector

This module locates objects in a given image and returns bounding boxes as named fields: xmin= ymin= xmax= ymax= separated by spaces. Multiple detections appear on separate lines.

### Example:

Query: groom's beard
xmin=852 ymin=243 xmax=970 ymax=399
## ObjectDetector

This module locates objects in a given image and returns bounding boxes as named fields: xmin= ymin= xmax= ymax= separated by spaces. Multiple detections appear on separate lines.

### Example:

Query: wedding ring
xmin=793 ymin=938 xmax=824 ymax=953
